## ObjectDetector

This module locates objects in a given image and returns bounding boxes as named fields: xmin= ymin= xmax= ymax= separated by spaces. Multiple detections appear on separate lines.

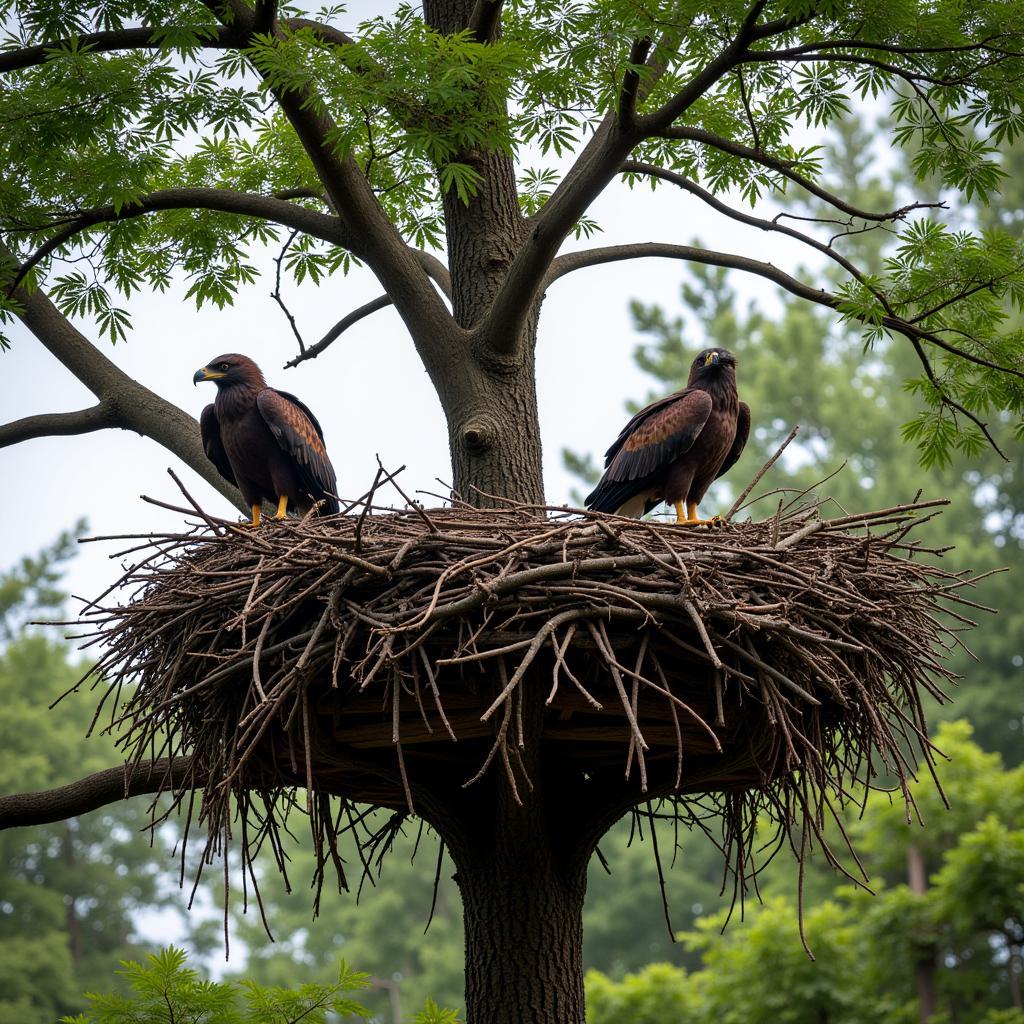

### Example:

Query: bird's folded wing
xmin=715 ymin=401 xmax=751 ymax=479
xmin=200 ymin=404 xmax=236 ymax=485
xmin=604 ymin=389 xmax=714 ymax=482
xmin=256 ymin=389 xmax=338 ymax=503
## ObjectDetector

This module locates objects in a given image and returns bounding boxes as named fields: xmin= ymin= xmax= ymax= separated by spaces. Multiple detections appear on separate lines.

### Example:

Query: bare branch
xmin=0 ymin=403 xmax=119 ymax=447
xmin=284 ymin=294 xmax=393 ymax=369
xmin=658 ymin=125 xmax=944 ymax=222
xmin=544 ymin=241 xmax=1024 ymax=387
xmin=546 ymin=241 xmax=836 ymax=307
xmin=619 ymin=160 xmax=872 ymax=287
xmin=0 ymin=756 xmax=192 ymax=829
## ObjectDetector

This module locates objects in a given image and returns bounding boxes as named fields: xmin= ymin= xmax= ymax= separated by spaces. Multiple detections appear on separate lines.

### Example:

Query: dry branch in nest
xmin=61 ymin=476 xmax=992 ymax=930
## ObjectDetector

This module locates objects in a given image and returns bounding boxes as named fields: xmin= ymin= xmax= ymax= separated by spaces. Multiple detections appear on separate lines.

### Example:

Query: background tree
xmin=0 ymin=531 xmax=198 ymax=1024
xmin=585 ymin=723 xmax=1024 ymax=1024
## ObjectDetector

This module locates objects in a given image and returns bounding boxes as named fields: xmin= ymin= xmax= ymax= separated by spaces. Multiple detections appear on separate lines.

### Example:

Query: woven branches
xmin=63 ymin=481 xmax=993 ymax=923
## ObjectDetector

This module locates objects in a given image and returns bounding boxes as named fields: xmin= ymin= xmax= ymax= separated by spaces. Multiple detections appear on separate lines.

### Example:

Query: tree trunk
xmin=907 ymin=844 xmax=938 ymax=1023
xmin=457 ymin=833 xmax=586 ymax=1024
xmin=430 ymin=685 xmax=594 ymax=1024
xmin=445 ymin=325 xmax=545 ymax=506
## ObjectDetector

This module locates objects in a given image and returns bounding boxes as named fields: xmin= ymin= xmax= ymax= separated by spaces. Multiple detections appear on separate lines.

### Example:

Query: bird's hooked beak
xmin=704 ymin=351 xmax=720 ymax=367
xmin=193 ymin=366 xmax=225 ymax=386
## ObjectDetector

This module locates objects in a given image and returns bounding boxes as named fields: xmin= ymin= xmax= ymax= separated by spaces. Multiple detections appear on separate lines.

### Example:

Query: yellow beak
xmin=193 ymin=367 xmax=226 ymax=385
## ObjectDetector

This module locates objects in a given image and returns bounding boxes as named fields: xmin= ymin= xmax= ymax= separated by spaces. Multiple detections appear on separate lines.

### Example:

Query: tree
xmin=61 ymin=946 xmax=382 ymax=1024
xmin=584 ymin=722 xmax=1024 ymax=1024
xmin=3 ymin=3 xmax=1024 ymax=1021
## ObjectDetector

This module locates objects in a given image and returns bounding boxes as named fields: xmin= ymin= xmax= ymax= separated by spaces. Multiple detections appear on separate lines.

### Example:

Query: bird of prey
xmin=194 ymin=354 xmax=340 ymax=526
xmin=585 ymin=348 xmax=750 ymax=524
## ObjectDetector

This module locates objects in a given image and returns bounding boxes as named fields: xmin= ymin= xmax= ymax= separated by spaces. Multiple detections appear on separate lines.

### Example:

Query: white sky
xmin=1 ymin=176 xmax=806 ymax=605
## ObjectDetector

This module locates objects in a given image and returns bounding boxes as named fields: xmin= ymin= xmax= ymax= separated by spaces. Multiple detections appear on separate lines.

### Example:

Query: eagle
xmin=585 ymin=347 xmax=750 ymax=524
xmin=193 ymin=353 xmax=340 ymax=526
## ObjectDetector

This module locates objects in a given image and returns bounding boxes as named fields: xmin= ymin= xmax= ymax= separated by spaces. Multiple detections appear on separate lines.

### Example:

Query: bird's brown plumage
xmin=585 ymin=348 xmax=749 ymax=522
xmin=194 ymin=354 xmax=339 ymax=522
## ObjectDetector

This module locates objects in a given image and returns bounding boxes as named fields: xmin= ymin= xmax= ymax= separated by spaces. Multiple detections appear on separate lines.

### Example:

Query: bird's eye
xmin=219 ymin=362 xmax=230 ymax=372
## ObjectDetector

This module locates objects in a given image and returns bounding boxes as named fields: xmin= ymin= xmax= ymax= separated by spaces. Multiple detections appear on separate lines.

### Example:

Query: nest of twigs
xmin=67 ymin=475 xmax=990 ymax=915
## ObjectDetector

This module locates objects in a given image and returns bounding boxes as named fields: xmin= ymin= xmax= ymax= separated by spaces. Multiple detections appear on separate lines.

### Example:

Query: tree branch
xmin=0 ymin=25 xmax=240 ymax=75
xmin=639 ymin=0 xmax=766 ymax=133
xmin=0 ymin=403 xmax=119 ymax=447
xmin=283 ymin=294 xmax=393 ymax=369
xmin=907 ymin=337 xmax=1007 ymax=460
xmin=619 ymin=160 xmax=872 ymax=287
xmin=0 ymin=756 xmax=193 ymax=829
xmin=546 ymin=241 xmax=836 ymax=305
xmin=482 ymin=0 xmax=765 ymax=356
xmin=195 ymin=0 xmax=460 ymax=377
xmin=467 ymin=0 xmax=504 ymax=43
xmin=6 ymin=188 xmax=353 ymax=294
xmin=546 ymin=242 xmax=1024 ymax=390
xmin=619 ymin=36 xmax=653 ymax=128
xmin=1 ymin=240 xmax=248 ymax=514
xmin=658 ymin=125 xmax=944 ymax=222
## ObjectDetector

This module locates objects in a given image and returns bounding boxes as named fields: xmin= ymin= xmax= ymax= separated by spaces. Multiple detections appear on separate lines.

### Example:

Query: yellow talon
xmin=249 ymin=503 xmax=262 ymax=528
xmin=274 ymin=494 xmax=289 ymax=520
xmin=687 ymin=501 xmax=700 ymax=523
xmin=674 ymin=500 xmax=686 ymax=524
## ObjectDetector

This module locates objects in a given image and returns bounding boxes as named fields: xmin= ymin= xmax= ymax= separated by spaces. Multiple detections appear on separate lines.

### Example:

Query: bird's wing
xmin=585 ymin=389 xmax=713 ymax=512
xmin=200 ymin=404 xmax=236 ymax=486
xmin=715 ymin=401 xmax=751 ymax=480
xmin=604 ymin=388 xmax=714 ymax=482
xmin=256 ymin=389 xmax=339 ymax=514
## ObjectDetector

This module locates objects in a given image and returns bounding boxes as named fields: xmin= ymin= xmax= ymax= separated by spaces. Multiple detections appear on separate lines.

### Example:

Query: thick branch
xmin=0 ymin=25 xmax=239 ymax=74
xmin=200 ymin=0 xmax=462 ymax=380
xmin=0 ymin=756 xmax=193 ymax=829
xmin=483 ymin=1 xmax=763 ymax=355
xmin=467 ymin=0 xmax=503 ymax=43
xmin=2 ymin=240 xmax=248 ymax=514
xmin=546 ymin=242 xmax=1024 ymax=386
xmin=0 ymin=403 xmax=119 ymax=447
xmin=546 ymin=242 xmax=835 ymax=306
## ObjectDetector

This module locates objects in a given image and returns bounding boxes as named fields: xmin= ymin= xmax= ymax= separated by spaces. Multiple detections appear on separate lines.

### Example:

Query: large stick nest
xmin=70 ymin=483 xmax=988 ymax=910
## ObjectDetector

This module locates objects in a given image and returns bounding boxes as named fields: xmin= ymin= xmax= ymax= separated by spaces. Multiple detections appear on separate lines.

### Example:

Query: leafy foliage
xmin=0 ymin=536 xmax=193 ymax=1023
xmin=586 ymin=723 xmax=1024 ymax=1024
xmin=60 ymin=946 xmax=374 ymax=1024
xmin=1 ymin=0 xmax=1022 ymax=463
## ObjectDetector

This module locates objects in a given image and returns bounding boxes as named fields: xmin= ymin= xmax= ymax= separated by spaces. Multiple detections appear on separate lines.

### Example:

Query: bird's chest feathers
xmin=215 ymin=390 xmax=275 ymax=463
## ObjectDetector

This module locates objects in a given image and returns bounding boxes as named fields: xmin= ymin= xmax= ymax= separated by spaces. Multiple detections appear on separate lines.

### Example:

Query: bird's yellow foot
xmin=274 ymin=495 xmax=289 ymax=520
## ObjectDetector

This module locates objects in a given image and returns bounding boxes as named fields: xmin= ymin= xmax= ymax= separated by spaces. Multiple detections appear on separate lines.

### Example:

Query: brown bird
xmin=585 ymin=348 xmax=750 ymax=524
xmin=193 ymin=354 xmax=339 ymax=526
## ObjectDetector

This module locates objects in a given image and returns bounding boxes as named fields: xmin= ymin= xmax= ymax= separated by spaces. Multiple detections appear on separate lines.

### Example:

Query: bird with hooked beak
xmin=585 ymin=347 xmax=750 ymax=524
xmin=194 ymin=354 xmax=339 ymax=526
